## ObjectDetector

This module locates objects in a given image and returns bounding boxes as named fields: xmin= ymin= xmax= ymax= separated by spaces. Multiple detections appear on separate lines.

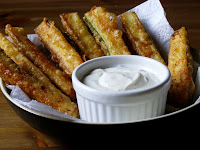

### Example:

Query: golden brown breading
xmin=168 ymin=27 xmax=195 ymax=107
xmin=120 ymin=12 xmax=166 ymax=65
xmin=84 ymin=6 xmax=131 ymax=55
xmin=0 ymin=49 xmax=78 ymax=117
xmin=60 ymin=12 xmax=104 ymax=60
xmin=5 ymin=24 xmax=76 ymax=101
xmin=35 ymin=17 xmax=83 ymax=77
xmin=0 ymin=32 xmax=55 ymax=91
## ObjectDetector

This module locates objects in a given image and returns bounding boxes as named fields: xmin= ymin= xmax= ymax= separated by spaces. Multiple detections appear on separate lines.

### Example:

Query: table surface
xmin=0 ymin=0 xmax=200 ymax=149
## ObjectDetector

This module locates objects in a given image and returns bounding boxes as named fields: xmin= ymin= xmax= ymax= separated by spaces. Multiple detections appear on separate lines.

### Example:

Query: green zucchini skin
xmin=83 ymin=16 xmax=110 ymax=55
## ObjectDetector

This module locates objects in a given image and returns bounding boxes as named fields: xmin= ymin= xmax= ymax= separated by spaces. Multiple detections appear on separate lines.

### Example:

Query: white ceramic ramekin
xmin=72 ymin=55 xmax=171 ymax=123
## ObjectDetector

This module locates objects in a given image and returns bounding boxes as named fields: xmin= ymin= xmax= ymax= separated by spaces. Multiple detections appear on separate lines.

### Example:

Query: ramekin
xmin=72 ymin=55 xmax=171 ymax=123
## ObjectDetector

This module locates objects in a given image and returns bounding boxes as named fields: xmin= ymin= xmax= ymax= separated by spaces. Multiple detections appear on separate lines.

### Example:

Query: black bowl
xmin=0 ymin=79 xmax=200 ymax=148
xmin=0 ymin=78 xmax=200 ymax=129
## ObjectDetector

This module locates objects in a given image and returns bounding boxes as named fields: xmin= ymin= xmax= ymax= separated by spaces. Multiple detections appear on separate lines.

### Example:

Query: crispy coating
xmin=35 ymin=18 xmax=83 ymax=77
xmin=5 ymin=24 xmax=76 ymax=101
xmin=0 ymin=49 xmax=78 ymax=117
xmin=120 ymin=12 xmax=166 ymax=65
xmin=0 ymin=32 xmax=56 ymax=92
xmin=60 ymin=12 xmax=104 ymax=60
xmin=168 ymin=27 xmax=194 ymax=107
xmin=0 ymin=32 xmax=78 ymax=116
xmin=84 ymin=6 xmax=131 ymax=55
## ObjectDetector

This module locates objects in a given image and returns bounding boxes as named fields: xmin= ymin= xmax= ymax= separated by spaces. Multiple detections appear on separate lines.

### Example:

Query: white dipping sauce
xmin=83 ymin=65 xmax=160 ymax=91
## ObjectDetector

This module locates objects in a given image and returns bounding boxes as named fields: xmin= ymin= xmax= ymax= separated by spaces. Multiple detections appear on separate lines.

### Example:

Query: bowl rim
xmin=1 ymin=77 xmax=200 ymax=125
xmin=72 ymin=55 xmax=171 ymax=98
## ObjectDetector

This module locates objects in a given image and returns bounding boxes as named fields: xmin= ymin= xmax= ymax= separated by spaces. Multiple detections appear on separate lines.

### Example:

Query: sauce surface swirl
xmin=83 ymin=65 xmax=160 ymax=91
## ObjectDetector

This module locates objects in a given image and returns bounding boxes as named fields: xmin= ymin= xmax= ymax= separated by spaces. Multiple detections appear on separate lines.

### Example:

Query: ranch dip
xmin=82 ymin=65 xmax=160 ymax=91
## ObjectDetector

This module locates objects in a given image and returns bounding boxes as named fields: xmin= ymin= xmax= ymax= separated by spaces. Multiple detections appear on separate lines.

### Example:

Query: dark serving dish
xmin=1 ymin=78 xmax=200 ymax=134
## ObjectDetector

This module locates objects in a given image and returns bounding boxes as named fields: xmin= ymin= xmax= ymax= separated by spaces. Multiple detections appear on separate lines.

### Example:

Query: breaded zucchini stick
xmin=60 ymin=12 xmax=104 ymax=60
xmin=0 ymin=32 xmax=78 ymax=115
xmin=168 ymin=27 xmax=194 ymax=107
xmin=5 ymin=24 xmax=76 ymax=101
xmin=0 ymin=32 xmax=55 ymax=92
xmin=120 ymin=12 xmax=166 ymax=65
xmin=0 ymin=49 xmax=78 ymax=117
xmin=35 ymin=18 xmax=83 ymax=77
xmin=84 ymin=6 xmax=131 ymax=55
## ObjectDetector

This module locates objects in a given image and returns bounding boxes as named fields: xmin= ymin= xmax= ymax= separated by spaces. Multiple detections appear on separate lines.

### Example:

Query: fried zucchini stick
xmin=35 ymin=18 xmax=83 ymax=77
xmin=5 ymin=24 xmax=76 ymax=101
xmin=84 ymin=6 xmax=131 ymax=55
xmin=120 ymin=12 xmax=166 ymax=65
xmin=168 ymin=27 xmax=194 ymax=107
xmin=0 ymin=32 xmax=56 ymax=91
xmin=0 ymin=32 xmax=78 ymax=115
xmin=0 ymin=49 xmax=78 ymax=117
xmin=60 ymin=12 xmax=104 ymax=60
